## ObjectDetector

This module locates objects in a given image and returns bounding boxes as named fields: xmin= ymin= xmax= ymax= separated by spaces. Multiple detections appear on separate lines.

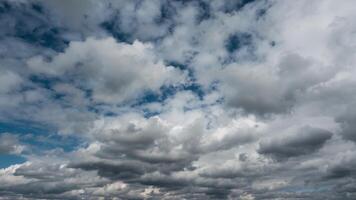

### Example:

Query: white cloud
xmin=28 ymin=37 xmax=187 ymax=104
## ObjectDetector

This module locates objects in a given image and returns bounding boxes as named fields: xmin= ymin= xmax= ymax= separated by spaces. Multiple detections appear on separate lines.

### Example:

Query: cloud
xmin=0 ymin=71 xmax=22 ymax=94
xmin=336 ymin=104 xmax=356 ymax=142
xmin=39 ymin=0 xmax=109 ymax=34
xmin=220 ymin=52 xmax=335 ymax=116
xmin=258 ymin=126 xmax=332 ymax=160
xmin=27 ymin=37 xmax=187 ymax=104
xmin=1 ymin=0 xmax=356 ymax=199
xmin=0 ymin=133 xmax=24 ymax=155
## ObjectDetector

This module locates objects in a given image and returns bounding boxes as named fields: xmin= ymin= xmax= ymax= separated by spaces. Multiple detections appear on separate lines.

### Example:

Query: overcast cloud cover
xmin=1 ymin=0 xmax=356 ymax=199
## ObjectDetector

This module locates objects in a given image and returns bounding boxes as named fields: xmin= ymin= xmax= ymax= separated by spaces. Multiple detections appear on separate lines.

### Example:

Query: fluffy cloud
xmin=1 ymin=0 xmax=356 ymax=199
xmin=0 ymin=133 xmax=24 ymax=155
xmin=27 ymin=37 xmax=187 ymax=104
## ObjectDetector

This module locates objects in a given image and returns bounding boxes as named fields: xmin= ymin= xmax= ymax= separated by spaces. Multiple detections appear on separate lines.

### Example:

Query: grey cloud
xmin=72 ymin=117 xmax=201 ymax=178
xmin=201 ymin=128 xmax=256 ymax=152
xmin=199 ymin=166 xmax=264 ymax=179
xmin=323 ymin=154 xmax=356 ymax=180
xmin=70 ymin=161 xmax=148 ymax=180
xmin=0 ymin=71 xmax=22 ymax=94
xmin=258 ymin=126 xmax=332 ymax=160
xmin=0 ymin=133 xmax=23 ymax=154
xmin=336 ymin=104 xmax=356 ymax=142
xmin=0 ymin=161 xmax=109 ymax=200
xmin=326 ymin=165 xmax=356 ymax=180
xmin=223 ymin=54 xmax=334 ymax=116
xmin=139 ymin=172 xmax=189 ymax=188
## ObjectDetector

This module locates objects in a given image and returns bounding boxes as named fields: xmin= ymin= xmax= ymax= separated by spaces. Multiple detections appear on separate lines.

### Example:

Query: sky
xmin=0 ymin=0 xmax=356 ymax=199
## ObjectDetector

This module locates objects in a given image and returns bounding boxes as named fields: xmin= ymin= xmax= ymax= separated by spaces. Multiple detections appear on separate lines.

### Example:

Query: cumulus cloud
xmin=221 ymin=54 xmax=335 ymax=115
xmin=1 ymin=0 xmax=356 ymax=199
xmin=27 ymin=37 xmax=187 ymax=104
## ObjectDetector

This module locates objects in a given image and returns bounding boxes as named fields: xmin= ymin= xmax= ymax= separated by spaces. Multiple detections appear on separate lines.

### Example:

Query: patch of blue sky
xmin=15 ymin=26 xmax=69 ymax=52
xmin=166 ymin=61 xmax=195 ymax=78
xmin=224 ymin=0 xmax=257 ymax=13
xmin=31 ymin=3 xmax=44 ymax=14
xmin=29 ymin=75 xmax=94 ymax=107
xmin=100 ymin=18 xmax=132 ymax=44
xmin=0 ymin=1 xmax=69 ymax=52
xmin=0 ymin=154 xmax=26 ymax=169
xmin=134 ymin=83 xmax=207 ymax=118
xmin=0 ymin=121 xmax=83 ymax=153
xmin=29 ymin=75 xmax=60 ymax=90
xmin=157 ymin=2 xmax=176 ymax=26
xmin=225 ymin=32 xmax=253 ymax=53
xmin=134 ymin=83 xmax=205 ymax=106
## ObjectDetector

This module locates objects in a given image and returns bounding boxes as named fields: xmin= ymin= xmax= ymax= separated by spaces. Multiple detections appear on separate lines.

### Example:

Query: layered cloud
xmin=1 ymin=0 xmax=356 ymax=199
